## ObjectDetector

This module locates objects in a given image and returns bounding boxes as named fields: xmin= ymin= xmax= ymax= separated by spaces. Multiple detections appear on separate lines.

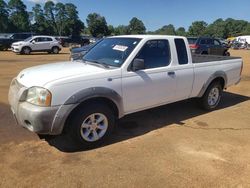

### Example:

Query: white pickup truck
xmin=9 ymin=35 xmax=243 ymax=147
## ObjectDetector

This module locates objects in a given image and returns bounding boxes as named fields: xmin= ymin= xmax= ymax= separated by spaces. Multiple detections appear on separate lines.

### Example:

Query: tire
xmin=51 ymin=46 xmax=59 ymax=54
xmin=224 ymin=51 xmax=230 ymax=56
xmin=201 ymin=51 xmax=208 ymax=55
xmin=199 ymin=82 xmax=222 ymax=110
xmin=21 ymin=47 xmax=31 ymax=55
xmin=65 ymin=102 xmax=115 ymax=148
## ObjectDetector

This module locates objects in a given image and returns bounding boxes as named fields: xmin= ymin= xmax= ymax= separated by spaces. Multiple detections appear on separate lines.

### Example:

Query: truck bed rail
xmin=192 ymin=54 xmax=241 ymax=64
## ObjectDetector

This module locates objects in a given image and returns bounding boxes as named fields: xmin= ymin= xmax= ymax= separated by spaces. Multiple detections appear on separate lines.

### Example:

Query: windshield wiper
xmin=82 ymin=59 xmax=110 ymax=69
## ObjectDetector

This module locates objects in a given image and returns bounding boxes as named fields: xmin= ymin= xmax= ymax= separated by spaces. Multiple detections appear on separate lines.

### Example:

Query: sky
xmin=24 ymin=0 xmax=250 ymax=31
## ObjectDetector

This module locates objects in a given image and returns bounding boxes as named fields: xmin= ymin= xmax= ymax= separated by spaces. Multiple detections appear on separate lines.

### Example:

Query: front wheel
xmin=224 ymin=51 xmax=230 ymax=56
xmin=199 ymin=82 xmax=222 ymax=110
xmin=65 ymin=102 xmax=115 ymax=148
xmin=21 ymin=47 xmax=31 ymax=55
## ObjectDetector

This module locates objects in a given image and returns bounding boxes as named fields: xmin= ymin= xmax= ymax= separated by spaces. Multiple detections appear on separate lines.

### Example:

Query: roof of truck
xmin=110 ymin=35 xmax=186 ymax=39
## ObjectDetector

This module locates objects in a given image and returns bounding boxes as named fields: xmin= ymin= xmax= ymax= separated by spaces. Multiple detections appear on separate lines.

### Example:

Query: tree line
xmin=1 ymin=0 xmax=250 ymax=38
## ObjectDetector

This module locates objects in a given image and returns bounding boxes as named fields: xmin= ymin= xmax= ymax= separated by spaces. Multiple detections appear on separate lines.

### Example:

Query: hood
xmin=12 ymin=41 xmax=24 ymax=46
xmin=16 ymin=61 xmax=106 ymax=88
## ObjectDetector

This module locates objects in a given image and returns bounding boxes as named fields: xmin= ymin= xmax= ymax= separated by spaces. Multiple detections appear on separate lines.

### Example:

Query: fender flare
xmin=50 ymin=87 xmax=124 ymax=134
xmin=64 ymin=87 xmax=124 ymax=117
xmin=197 ymin=71 xmax=227 ymax=98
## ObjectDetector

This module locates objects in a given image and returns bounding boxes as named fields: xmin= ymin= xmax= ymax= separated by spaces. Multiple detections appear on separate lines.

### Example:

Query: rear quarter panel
xmin=190 ymin=59 xmax=242 ymax=97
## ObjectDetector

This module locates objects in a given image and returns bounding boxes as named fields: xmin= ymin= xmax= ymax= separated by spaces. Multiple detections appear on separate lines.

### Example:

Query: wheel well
xmin=65 ymin=97 xmax=119 ymax=126
xmin=22 ymin=46 xmax=31 ymax=50
xmin=52 ymin=46 xmax=59 ymax=49
xmin=210 ymin=77 xmax=225 ymax=89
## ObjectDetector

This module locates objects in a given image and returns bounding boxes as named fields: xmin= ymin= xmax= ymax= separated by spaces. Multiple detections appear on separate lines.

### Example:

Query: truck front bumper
xmin=8 ymin=79 xmax=76 ymax=135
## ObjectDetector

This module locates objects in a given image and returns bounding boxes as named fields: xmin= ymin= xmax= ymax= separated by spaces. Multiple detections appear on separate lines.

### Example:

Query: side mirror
xmin=31 ymin=40 xmax=35 ymax=44
xmin=131 ymin=58 xmax=145 ymax=71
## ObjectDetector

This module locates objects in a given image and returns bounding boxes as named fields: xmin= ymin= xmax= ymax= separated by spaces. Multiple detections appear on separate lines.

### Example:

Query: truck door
xmin=122 ymin=40 xmax=177 ymax=114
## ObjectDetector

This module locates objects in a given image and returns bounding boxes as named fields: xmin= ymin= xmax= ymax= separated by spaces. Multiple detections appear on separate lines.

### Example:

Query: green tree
xmin=32 ymin=4 xmax=50 ymax=34
xmin=86 ymin=13 xmax=109 ymax=37
xmin=64 ymin=3 xmax=84 ymax=36
xmin=188 ymin=21 xmax=207 ymax=36
xmin=8 ymin=0 xmax=30 ymax=32
xmin=176 ymin=27 xmax=186 ymax=36
xmin=114 ymin=25 xmax=129 ymax=35
xmin=242 ymin=23 xmax=250 ymax=35
xmin=108 ymin=25 xmax=115 ymax=36
xmin=204 ymin=18 xmax=228 ymax=38
xmin=0 ymin=0 xmax=9 ymax=32
xmin=44 ymin=1 xmax=57 ymax=35
xmin=128 ymin=17 xmax=146 ymax=34
xmin=155 ymin=24 xmax=176 ymax=35
xmin=225 ymin=18 xmax=248 ymax=37
xmin=55 ymin=3 xmax=67 ymax=36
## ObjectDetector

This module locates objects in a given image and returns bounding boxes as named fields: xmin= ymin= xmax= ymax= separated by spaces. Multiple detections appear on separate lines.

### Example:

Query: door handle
xmin=168 ymin=71 xmax=175 ymax=76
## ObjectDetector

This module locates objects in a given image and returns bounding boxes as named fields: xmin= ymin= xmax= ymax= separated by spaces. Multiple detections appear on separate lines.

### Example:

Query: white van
xmin=235 ymin=36 xmax=250 ymax=44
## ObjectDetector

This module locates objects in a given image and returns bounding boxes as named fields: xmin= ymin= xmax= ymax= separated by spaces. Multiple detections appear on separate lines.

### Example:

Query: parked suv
xmin=0 ymin=32 xmax=35 ymax=50
xmin=59 ymin=35 xmax=90 ymax=47
xmin=70 ymin=39 xmax=103 ymax=61
xmin=187 ymin=37 xmax=230 ymax=56
xmin=11 ymin=35 xmax=62 ymax=55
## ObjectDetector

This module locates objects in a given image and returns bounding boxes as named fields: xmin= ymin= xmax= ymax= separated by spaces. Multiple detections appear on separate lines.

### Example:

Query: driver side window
xmin=32 ymin=37 xmax=43 ymax=43
xmin=135 ymin=40 xmax=171 ymax=69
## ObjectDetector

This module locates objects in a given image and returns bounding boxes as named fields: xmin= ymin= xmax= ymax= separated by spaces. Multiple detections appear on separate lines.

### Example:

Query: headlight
xmin=26 ymin=87 xmax=52 ymax=106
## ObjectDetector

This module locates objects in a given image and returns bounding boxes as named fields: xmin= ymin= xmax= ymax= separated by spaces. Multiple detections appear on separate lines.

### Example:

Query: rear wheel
xmin=199 ymin=82 xmax=222 ymax=110
xmin=201 ymin=51 xmax=208 ymax=55
xmin=21 ymin=47 xmax=31 ymax=55
xmin=65 ymin=102 xmax=115 ymax=148
xmin=223 ymin=51 xmax=230 ymax=56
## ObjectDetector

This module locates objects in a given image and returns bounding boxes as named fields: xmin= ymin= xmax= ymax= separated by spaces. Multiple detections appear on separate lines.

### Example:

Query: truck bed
xmin=192 ymin=54 xmax=241 ymax=64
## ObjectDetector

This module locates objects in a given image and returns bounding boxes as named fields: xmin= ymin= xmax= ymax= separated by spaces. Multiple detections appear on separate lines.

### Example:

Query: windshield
xmin=24 ymin=37 xmax=32 ymax=42
xmin=83 ymin=37 xmax=141 ymax=67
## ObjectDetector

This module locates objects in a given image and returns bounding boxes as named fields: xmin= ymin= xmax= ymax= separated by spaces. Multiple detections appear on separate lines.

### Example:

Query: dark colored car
xmin=0 ymin=32 xmax=35 ymax=50
xmin=59 ymin=35 xmax=90 ymax=47
xmin=70 ymin=39 xmax=103 ymax=61
xmin=187 ymin=37 xmax=230 ymax=56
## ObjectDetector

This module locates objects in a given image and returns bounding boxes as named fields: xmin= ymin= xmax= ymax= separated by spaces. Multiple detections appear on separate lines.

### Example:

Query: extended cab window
xmin=175 ymin=39 xmax=188 ymax=65
xmin=135 ymin=40 xmax=170 ymax=69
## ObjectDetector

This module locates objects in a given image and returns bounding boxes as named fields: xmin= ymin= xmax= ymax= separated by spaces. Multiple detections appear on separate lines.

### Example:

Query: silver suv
xmin=11 ymin=35 xmax=62 ymax=55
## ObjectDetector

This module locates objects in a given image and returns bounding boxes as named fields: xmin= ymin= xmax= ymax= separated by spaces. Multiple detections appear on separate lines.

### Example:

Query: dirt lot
xmin=0 ymin=49 xmax=250 ymax=187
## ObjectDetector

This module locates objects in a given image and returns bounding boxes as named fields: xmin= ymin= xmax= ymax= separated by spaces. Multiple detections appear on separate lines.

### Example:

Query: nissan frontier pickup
xmin=8 ymin=35 xmax=243 ymax=148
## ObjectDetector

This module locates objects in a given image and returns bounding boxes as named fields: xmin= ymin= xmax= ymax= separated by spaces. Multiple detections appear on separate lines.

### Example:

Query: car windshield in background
xmin=187 ymin=38 xmax=198 ymax=44
xmin=24 ymin=37 xmax=32 ymax=42
xmin=83 ymin=37 xmax=141 ymax=67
